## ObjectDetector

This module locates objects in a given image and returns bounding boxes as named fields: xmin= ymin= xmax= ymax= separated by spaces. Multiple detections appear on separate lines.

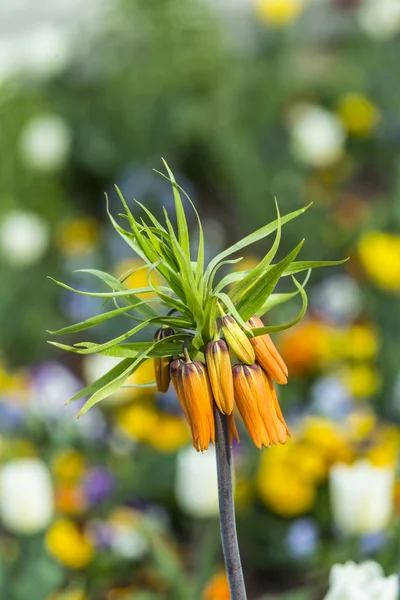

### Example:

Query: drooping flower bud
xmin=232 ymin=364 xmax=270 ymax=449
xmin=247 ymin=315 xmax=288 ymax=385
xmin=153 ymin=327 xmax=174 ymax=392
xmin=219 ymin=315 xmax=255 ymax=365
xmin=181 ymin=361 xmax=215 ymax=452
xmin=232 ymin=363 xmax=289 ymax=449
xmin=170 ymin=358 xmax=190 ymax=423
xmin=205 ymin=340 xmax=234 ymax=415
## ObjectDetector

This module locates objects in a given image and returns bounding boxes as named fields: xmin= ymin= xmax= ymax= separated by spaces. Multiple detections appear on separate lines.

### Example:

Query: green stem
xmin=214 ymin=406 xmax=247 ymax=600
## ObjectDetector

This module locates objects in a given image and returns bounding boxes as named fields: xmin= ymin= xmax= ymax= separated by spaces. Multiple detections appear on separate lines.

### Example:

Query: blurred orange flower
xmin=203 ymin=573 xmax=230 ymax=600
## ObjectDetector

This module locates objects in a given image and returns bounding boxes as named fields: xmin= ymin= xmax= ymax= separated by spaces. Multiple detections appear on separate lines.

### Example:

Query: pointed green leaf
xmin=236 ymin=240 xmax=304 ymax=322
xmin=65 ymin=358 xmax=135 ymax=405
xmin=283 ymin=258 xmax=349 ymax=276
xmin=161 ymin=159 xmax=190 ymax=259
xmin=204 ymin=203 xmax=312 ymax=286
xmin=47 ymin=304 xmax=135 ymax=336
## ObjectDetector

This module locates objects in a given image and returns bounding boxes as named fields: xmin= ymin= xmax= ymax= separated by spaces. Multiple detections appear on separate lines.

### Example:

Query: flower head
xmin=48 ymin=160 xmax=346 ymax=449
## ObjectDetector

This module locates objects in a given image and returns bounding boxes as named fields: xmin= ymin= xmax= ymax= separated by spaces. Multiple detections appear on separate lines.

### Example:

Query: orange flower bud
xmin=247 ymin=315 xmax=288 ymax=385
xmin=181 ymin=361 xmax=215 ymax=452
xmin=232 ymin=364 xmax=270 ymax=449
xmin=170 ymin=359 xmax=192 ymax=430
xmin=205 ymin=340 xmax=234 ymax=415
xmin=219 ymin=315 xmax=255 ymax=365
xmin=153 ymin=327 xmax=174 ymax=392
xmin=232 ymin=363 xmax=289 ymax=448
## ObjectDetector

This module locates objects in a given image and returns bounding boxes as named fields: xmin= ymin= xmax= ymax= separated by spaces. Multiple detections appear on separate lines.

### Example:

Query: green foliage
xmin=49 ymin=162 xmax=345 ymax=416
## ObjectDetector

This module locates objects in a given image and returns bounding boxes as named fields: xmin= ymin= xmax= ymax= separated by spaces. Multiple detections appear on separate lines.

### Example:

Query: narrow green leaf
xmin=47 ymin=305 xmax=135 ymax=336
xmin=283 ymin=258 xmax=349 ymax=276
xmin=65 ymin=358 xmax=135 ymax=405
xmin=258 ymin=270 xmax=311 ymax=316
xmin=247 ymin=276 xmax=308 ymax=335
xmin=161 ymin=159 xmax=190 ymax=259
xmin=204 ymin=203 xmax=312 ymax=287
xmin=236 ymin=240 xmax=304 ymax=322
xmin=208 ymin=257 xmax=244 ymax=295
xmin=230 ymin=200 xmax=281 ymax=302
xmin=77 ymin=358 xmax=142 ymax=417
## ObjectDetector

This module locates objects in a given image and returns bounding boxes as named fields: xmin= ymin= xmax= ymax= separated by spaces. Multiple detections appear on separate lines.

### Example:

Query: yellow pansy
xmin=58 ymin=217 xmax=99 ymax=257
xmin=255 ymin=0 xmax=306 ymax=26
xmin=338 ymin=93 xmax=380 ymax=137
xmin=46 ymin=519 xmax=94 ymax=569
xmin=52 ymin=449 xmax=85 ymax=482
xmin=358 ymin=231 xmax=400 ymax=290
xmin=341 ymin=364 xmax=381 ymax=398
xmin=258 ymin=463 xmax=316 ymax=517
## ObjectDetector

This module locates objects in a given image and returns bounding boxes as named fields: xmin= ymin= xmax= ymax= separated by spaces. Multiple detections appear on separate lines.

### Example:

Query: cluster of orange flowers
xmin=153 ymin=314 xmax=290 ymax=452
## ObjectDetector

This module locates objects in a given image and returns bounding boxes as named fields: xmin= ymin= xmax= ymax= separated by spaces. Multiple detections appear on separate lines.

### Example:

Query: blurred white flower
xmin=0 ymin=210 xmax=50 ymax=266
xmin=0 ymin=458 xmax=54 ymax=534
xmin=324 ymin=560 xmax=398 ymax=600
xmin=83 ymin=354 xmax=122 ymax=384
xmin=329 ymin=460 xmax=395 ymax=535
xmin=175 ymin=446 xmax=220 ymax=518
xmin=110 ymin=527 xmax=148 ymax=559
xmin=311 ymin=274 xmax=363 ymax=325
xmin=289 ymin=104 xmax=346 ymax=167
xmin=26 ymin=27 xmax=71 ymax=77
xmin=357 ymin=0 xmax=400 ymax=40
xmin=19 ymin=114 xmax=72 ymax=172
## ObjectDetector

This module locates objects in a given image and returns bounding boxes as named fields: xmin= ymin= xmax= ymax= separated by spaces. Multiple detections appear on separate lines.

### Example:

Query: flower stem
xmin=214 ymin=405 xmax=247 ymax=600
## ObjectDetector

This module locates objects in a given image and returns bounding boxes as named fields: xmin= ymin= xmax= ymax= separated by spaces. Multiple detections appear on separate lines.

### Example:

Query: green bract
xmin=48 ymin=159 xmax=347 ymax=417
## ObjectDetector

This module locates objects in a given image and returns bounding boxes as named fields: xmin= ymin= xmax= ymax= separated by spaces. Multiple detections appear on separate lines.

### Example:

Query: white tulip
xmin=329 ymin=460 xmax=394 ymax=535
xmin=0 ymin=459 xmax=54 ymax=535
xmin=19 ymin=114 xmax=71 ymax=172
xmin=357 ymin=0 xmax=400 ymax=41
xmin=175 ymin=446 xmax=220 ymax=518
xmin=324 ymin=560 xmax=399 ymax=600
xmin=289 ymin=104 xmax=346 ymax=168
xmin=0 ymin=210 xmax=50 ymax=267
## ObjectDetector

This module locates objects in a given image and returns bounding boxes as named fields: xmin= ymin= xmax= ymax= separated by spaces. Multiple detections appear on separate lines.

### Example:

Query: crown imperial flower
xmin=48 ymin=159 xmax=346 ymax=449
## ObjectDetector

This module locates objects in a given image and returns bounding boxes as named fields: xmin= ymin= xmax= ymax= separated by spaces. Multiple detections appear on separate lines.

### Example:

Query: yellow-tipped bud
xmin=153 ymin=327 xmax=174 ymax=392
xmin=181 ymin=361 xmax=215 ymax=452
xmin=219 ymin=315 xmax=255 ymax=365
xmin=247 ymin=315 xmax=288 ymax=385
xmin=232 ymin=364 xmax=270 ymax=449
xmin=170 ymin=359 xmax=192 ymax=430
xmin=205 ymin=340 xmax=234 ymax=415
xmin=232 ymin=363 xmax=290 ymax=449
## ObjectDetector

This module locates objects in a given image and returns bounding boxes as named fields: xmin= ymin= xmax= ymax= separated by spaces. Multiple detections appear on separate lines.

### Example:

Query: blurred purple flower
xmin=286 ymin=518 xmax=318 ymax=559
xmin=359 ymin=532 xmax=387 ymax=555
xmin=83 ymin=467 xmax=115 ymax=505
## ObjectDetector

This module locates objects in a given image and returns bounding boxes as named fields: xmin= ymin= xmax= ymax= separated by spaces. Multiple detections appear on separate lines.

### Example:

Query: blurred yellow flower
xmin=58 ymin=217 xmax=99 ymax=257
xmin=46 ymin=519 xmax=94 ymax=569
xmin=358 ymin=231 xmax=400 ymax=290
xmin=301 ymin=417 xmax=354 ymax=465
xmin=347 ymin=410 xmax=377 ymax=442
xmin=256 ymin=0 xmax=306 ymax=26
xmin=340 ymin=324 xmax=380 ymax=361
xmin=338 ymin=93 xmax=380 ymax=136
xmin=341 ymin=364 xmax=381 ymax=398
xmin=117 ymin=404 xmax=159 ymax=441
xmin=117 ymin=404 xmax=189 ymax=451
xmin=258 ymin=463 xmax=316 ymax=517
xmin=203 ymin=573 xmax=230 ymax=600
xmin=149 ymin=415 xmax=190 ymax=452
xmin=52 ymin=449 xmax=85 ymax=483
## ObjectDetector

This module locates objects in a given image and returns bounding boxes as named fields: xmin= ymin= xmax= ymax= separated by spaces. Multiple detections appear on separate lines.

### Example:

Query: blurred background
xmin=1 ymin=0 xmax=400 ymax=598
